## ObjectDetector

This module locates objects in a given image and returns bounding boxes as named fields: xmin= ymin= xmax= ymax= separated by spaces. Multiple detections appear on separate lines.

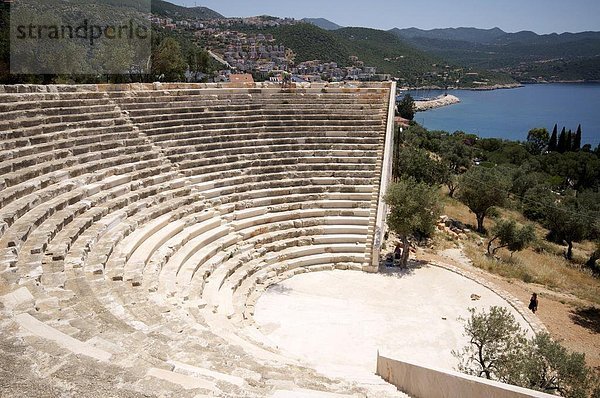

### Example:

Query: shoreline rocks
xmin=415 ymin=94 xmax=460 ymax=111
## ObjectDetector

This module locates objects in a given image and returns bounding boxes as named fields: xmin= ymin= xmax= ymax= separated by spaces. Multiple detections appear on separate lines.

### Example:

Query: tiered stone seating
xmin=0 ymin=82 xmax=402 ymax=397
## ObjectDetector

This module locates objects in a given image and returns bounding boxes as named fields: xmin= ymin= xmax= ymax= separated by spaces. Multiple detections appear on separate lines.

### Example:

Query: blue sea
xmin=405 ymin=83 xmax=600 ymax=146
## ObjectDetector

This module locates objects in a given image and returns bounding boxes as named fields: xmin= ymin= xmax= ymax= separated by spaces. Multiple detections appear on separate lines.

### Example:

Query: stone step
xmin=15 ymin=313 xmax=112 ymax=362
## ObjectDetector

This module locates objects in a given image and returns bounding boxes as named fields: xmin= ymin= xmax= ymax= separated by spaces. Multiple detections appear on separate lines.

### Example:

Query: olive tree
xmin=457 ymin=166 xmax=511 ymax=233
xmin=384 ymin=178 xmax=442 ymax=267
xmin=453 ymin=306 xmax=528 ymax=380
xmin=487 ymin=219 xmax=536 ymax=257
xmin=454 ymin=307 xmax=598 ymax=398
xmin=543 ymin=196 xmax=593 ymax=260
xmin=524 ymin=333 xmax=592 ymax=398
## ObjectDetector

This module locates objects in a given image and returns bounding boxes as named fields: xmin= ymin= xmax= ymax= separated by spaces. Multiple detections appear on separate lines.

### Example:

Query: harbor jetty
xmin=415 ymin=94 xmax=460 ymax=111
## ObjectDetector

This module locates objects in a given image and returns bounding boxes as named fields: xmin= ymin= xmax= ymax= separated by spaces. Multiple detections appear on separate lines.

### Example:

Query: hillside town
xmin=150 ymin=14 xmax=387 ymax=83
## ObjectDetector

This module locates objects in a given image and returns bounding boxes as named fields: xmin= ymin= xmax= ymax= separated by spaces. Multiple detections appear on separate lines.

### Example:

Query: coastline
xmin=414 ymin=94 xmax=460 ymax=111
xmin=399 ymin=82 xmax=523 ymax=91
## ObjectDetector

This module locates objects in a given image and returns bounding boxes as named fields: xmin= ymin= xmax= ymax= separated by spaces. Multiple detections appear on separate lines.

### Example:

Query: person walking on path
xmin=528 ymin=293 xmax=538 ymax=313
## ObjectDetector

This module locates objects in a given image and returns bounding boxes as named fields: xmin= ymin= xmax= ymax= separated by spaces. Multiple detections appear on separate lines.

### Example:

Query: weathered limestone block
xmin=0 ymin=287 xmax=34 ymax=311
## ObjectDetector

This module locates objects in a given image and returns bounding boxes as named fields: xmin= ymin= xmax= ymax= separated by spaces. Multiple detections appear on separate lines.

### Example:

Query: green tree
xmin=439 ymin=138 xmax=474 ymax=197
xmin=573 ymin=125 xmax=582 ymax=151
xmin=484 ymin=141 xmax=531 ymax=166
xmin=526 ymin=127 xmax=549 ymax=155
xmin=525 ymin=333 xmax=592 ymax=398
xmin=487 ymin=219 xmax=536 ymax=257
xmin=566 ymin=130 xmax=573 ymax=153
xmin=455 ymin=308 xmax=597 ymax=398
xmin=187 ymin=47 xmax=210 ymax=76
xmin=511 ymin=170 xmax=549 ymax=198
xmin=522 ymin=185 xmax=557 ymax=222
xmin=586 ymin=241 xmax=600 ymax=275
xmin=397 ymin=94 xmax=416 ymax=121
xmin=458 ymin=166 xmax=511 ymax=233
xmin=558 ymin=127 xmax=567 ymax=153
xmin=152 ymin=37 xmax=187 ymax=81
xmin=543 ymin=195 xmax=593 ymax=260
xmin=396 ymin=147 xmax=447 ymax=185
xmin=453 ymin=307 xmax=528 ymax=380
xmin=384 ymin=178 xmax=442 ymax=267
xmin=548 ymin=124 xmax=558 ymax=152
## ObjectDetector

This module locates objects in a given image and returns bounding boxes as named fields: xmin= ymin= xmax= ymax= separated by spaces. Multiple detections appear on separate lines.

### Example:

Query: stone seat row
xmin=179 ymin=149 xmax=379 ymax=170
xmin=112 ymin=192 xmax=372 ymax=286
xmin=162 ymin=138 xmax=380 ymax=158
xmin=1 ymin=166 xmax=186 ymax=275
xmin=0 ymin=107 xmax=124 ymax=132
xmin=120 ymin=102 xmax=388 ymax=119
xmin=189 ymin=165 xmax=378 ymax=187
xmin=0 ymin=121 xmax=135 ymax=151
xmin=192 ymin=172 xmax=376 ymax=197
xmin=169 ymin=144 xmax=379 ymax=166
xmin=130 ymin=116 xmax=384 ymax=134
xmin=0 ymin=128 xmax=143 ymax=163
xmin=0 ymin=146 xmax=165 ymax=214
xmin=135 ymin=118 xmax=384 ymax=138
xmin=159 ymin=214 xmax=369 ymax=299
xmin=187 ymin=160 xmax=378 ymax=183
xmin=152 ymin=131 xmax=383 ymax=150
xmin=0 ymin=96 xmax=116 ymax=111
xmin=145 ymin=126 xmax=384 ymax=146
xmin=0 ymin=136 xmax=150 ymax=176
xmin=126 ymin=107 xmax=385 ymax=123
xmin=110 ymin=91 xmax=387 ymax=104
xmin=14 ymin=166 xmax=182 ymax=269
xmin=179 ymin=158 xmax=377 ymax=181
xmin=0 ymin=116 xmax=131 ymax=141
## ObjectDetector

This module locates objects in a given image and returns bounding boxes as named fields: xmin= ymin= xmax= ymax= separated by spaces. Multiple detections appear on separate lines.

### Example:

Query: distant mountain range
xmin=390 ymin=27 xmax=506 ymax=44
xmin=389 ymin=27 xmax=600 ymax=81
xmin=151 ymin=0 xmax=224 ymax=20
xmin=301 ymin=18 xmax=343 ymax=31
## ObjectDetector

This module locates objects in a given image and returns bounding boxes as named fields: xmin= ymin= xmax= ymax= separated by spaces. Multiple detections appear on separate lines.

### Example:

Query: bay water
xmin=406 ymin=83 xmax=600 ymax=146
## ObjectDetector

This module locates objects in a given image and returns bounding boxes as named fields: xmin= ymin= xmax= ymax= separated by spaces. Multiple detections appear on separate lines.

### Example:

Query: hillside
xmin=263 ymin=23 xmax=351 ymax=65
xmin=151 ymin=0 xmax=224 ymax=20
xmin=333 ymin=27 xmax=442 ymax=77
xmin=255 ymin=24 xmax=516 ymax=87
xmin=391 ymin=27 xmax=506 ymax=43
xmin=391 ymin=27 xmax=600 ymax=81
xmin=301 ymin=18 xmax=343 ymax=31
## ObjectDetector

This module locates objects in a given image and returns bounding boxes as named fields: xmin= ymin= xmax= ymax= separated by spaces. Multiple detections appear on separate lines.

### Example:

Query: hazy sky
xmin=173 ymin=0 xmax=600 ymax=34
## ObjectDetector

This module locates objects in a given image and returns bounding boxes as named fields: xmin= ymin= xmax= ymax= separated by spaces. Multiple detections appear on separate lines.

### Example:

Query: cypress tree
xmin=566 ymin=130 xmax=573 ymax=152
xmin=548 ymin=124 xmax=558 ymax=151
xmin=573 ymin=124 xmax=582 ymax=151
xmin=557 ymin=127 xmax=567 ymax=153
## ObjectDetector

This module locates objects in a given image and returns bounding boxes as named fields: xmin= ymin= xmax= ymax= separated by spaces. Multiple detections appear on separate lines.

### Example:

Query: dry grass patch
xmin=463 ymin=240 xmax=599 ymax=306
xmin=441 ymin=197 xmax=599 ymax=306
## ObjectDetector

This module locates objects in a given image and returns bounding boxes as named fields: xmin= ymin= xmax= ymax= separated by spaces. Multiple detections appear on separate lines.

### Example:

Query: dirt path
xmin=417 ymin=247 xmax=600 ymax=370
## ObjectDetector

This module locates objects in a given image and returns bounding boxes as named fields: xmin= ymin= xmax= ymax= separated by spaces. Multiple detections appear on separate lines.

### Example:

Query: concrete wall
xmin=369 ymin=81 xmax=397 ymax=271
xmin=376 ymin=353 xmax=558 ymax=398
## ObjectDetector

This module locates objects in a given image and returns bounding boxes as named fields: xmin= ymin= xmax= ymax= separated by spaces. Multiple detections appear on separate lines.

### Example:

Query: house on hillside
xmin=229 ymin=74 xmax=255 ymax=84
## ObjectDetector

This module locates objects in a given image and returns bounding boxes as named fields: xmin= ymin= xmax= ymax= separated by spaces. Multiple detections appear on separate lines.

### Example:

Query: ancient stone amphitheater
xmin=0 ymin=82 xmax=404 ymax=397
